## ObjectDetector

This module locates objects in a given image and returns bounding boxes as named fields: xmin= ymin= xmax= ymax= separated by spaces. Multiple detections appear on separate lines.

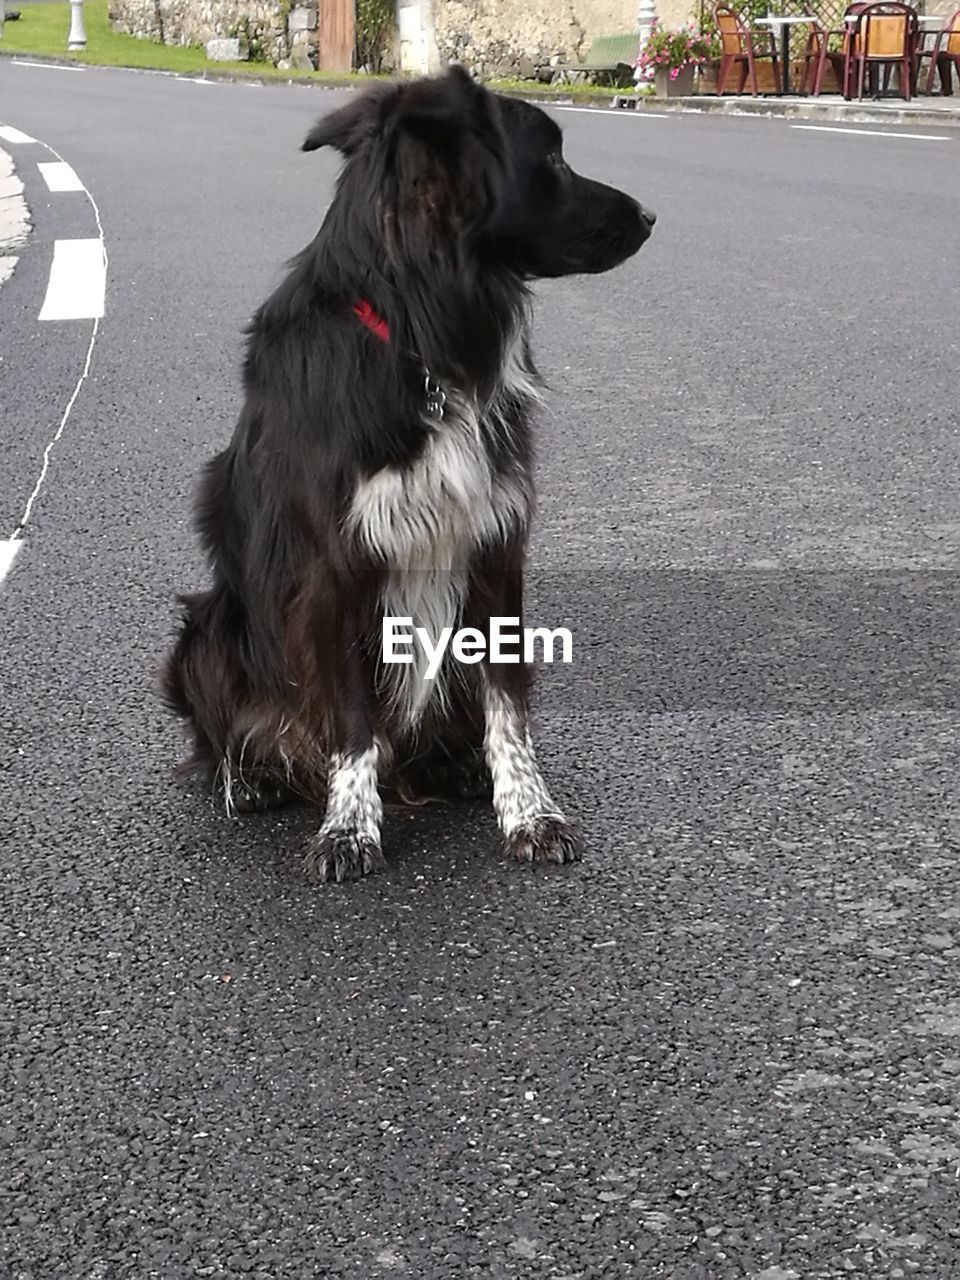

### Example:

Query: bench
xmin=542 ymin=33 xmax=641 ymax=87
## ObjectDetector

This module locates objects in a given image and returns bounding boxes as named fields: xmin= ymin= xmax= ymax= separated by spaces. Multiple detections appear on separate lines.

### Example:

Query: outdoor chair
xmin=917 ymin=7 xmax=960 ymax=94
xmin=714 ymin=5 xmax=782 ymax=96
xmin=798 ymin=5 xmax=851 ymax=95
xmin=842 ymin=1 xmax=920 ymax=101
xmin=540 ymin=34 xmax=642 ymax=87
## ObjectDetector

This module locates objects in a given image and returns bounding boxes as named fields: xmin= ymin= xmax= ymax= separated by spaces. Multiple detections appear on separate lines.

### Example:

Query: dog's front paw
xmin=304 ymin=829 xmax=386 ymax=884
xmin=505 ymin=816 xmax=581 ymax=865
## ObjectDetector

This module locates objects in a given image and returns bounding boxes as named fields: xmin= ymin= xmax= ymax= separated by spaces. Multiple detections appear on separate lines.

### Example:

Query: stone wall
xmin=433 ymin=0 xmax=692 ymax=78
xmin=111 ymin=0 xmax=696 ymax=79
xmin=108 ymin=1 xmax=320 ymax=68
xmin=435 ymin=0 xmax=586 ymax=77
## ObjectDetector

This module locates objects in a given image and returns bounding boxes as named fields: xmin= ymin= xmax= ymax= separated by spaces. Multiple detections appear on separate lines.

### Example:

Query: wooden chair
xmin=842 ymin=1 xmax=920 ymax=101
xmin=714 ymin=5 xmax=782 ymax=96
xmin=917 ymin=7 xmax=960 ymax=94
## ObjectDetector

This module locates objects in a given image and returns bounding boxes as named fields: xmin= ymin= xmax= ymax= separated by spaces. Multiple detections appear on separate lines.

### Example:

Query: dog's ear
xmin=301 ymin=70 xmax=505 ymax=215
xmin=387 ymin=65 xmax=507 ymax=240
xmin=392 ymin=64 xmax=488 ymax=138
xmin=301 ymin=82 xmax=398 ymax=155
xmin=392 ymin=64 xmax=502 ymax=158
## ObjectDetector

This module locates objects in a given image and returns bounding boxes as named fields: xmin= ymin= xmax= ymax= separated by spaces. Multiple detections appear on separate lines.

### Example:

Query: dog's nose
xmin=640 ymin=205 xmax=657 ymax=227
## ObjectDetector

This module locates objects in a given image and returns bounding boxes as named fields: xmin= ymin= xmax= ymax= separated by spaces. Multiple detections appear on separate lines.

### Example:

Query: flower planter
xmin=653 ymin=64 xmax=696 ymax=97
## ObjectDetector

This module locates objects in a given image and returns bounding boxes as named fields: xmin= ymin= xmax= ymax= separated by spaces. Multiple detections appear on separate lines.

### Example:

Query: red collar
xmin=351 ymin=298 xmax=445 ymax=418
xmin=353 ymin=298 xmax=390 ymax=343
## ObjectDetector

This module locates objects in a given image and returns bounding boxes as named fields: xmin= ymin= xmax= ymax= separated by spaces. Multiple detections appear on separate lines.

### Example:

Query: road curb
xmin=618 ymin=93 xmax=960 ymax=129
xmin=0 ymin=144 xmax=31 ymax=288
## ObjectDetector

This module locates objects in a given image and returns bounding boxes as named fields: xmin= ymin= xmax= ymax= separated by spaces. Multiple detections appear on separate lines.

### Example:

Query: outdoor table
xmin=755 ymin=14 xmax=815 ymax=94
xmin=841 ymin=11 xmax=941 ymax=22
xmin=840 ymin=11 xmax=940 ymax=28
xmin=915 ymin=11 xmax=946 ymax=43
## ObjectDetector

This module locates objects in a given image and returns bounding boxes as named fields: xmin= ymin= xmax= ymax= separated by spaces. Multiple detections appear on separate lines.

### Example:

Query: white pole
xmin=0 ymin=1 xmax=6 ymax=42
xmin=68 ymin=0 xmax=87 ymax=51
xmin=635 ymin=0 xmax=657 ymax=83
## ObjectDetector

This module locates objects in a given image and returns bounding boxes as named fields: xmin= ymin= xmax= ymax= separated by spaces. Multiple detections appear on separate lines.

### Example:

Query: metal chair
xmin=917 ymin=7 xmax=960 ymax=94
xmin=714 ymin=5 xmax=782 ymax=96
xmin=842 ymin=1 xmax=920 ymax=101
xmin=798 ymin=5 xmax=852 ymax=95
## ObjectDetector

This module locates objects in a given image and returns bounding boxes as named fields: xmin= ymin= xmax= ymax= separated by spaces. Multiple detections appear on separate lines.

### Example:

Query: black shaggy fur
xmin=164 ymin=66 xmax=654 ymax=882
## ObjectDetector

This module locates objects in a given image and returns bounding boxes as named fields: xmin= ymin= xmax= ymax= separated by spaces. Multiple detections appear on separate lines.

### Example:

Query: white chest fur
xmin=347 ymin=385 xmax=533 ymax=732
xmin=347 ymin=393 xmax=529 ymax=573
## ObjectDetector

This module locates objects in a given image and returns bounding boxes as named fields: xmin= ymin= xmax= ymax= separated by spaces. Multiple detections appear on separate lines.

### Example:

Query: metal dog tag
xmin=424 ymin=374 xmax=446 ymax=420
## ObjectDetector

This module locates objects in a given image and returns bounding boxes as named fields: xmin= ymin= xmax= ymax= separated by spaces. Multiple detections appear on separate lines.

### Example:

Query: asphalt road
xmin=2 ymin=61 xmax=960 ymax=1280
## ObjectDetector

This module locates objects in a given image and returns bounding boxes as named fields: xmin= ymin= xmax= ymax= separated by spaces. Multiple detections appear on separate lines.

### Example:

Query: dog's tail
xmin=163 ymin=589 xmax=328 ymax=810
xmin=163 ymin=588 xmax=247 ymax=775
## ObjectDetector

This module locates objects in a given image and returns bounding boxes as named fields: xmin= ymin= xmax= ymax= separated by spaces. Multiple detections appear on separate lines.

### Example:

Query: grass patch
xmin=2 ymin=0 xmax=218 ymax=71
xmin=0 ymin=2 xmax=624 ymax=98
xmin=488 ymin=76 xmax=629 ymax=98
xmin=0 ymin=0 xmax=374 ymax=80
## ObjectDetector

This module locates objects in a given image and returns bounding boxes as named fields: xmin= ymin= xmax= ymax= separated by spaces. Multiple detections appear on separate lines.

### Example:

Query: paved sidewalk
xmin=622 ymin=90 xmax=960 ymax=129
xmin=0 ymin=145 xmax=31 ymax=288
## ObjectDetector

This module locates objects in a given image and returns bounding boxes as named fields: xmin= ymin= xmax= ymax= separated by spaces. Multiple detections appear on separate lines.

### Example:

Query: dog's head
xmin=302 ymin=66 xmax=654 ymax=283
xmin=486 ymin=93 xmax=655 ymax=279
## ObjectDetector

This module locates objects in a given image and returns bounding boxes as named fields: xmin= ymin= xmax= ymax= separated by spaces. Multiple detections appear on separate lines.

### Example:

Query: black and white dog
xmin=165 ymin=66 xmax=654 ymax=883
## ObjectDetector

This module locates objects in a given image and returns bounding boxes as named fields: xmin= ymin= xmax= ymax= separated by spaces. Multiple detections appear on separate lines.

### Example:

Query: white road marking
xmin=13 ymin=313 xmax=101 ymax=537
xmin=39 ymin=239 xmax=106 ymax=320
xmin=0 ymin=126 xmax=37 ymax=144
xmin=554 ymin=105 xmax=670 ymax=118
xmin=791 ymin=124 xmax=951 ymax=141
xmin=0 ymin=539 xmax=22 ymax=586
xmin=2 ymin=132 xmax=108 ymax=548
xmin=38 ymin=161 xmax=84 ymax=192
xmin=12 ymin=60 xmax=85 ymax=72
